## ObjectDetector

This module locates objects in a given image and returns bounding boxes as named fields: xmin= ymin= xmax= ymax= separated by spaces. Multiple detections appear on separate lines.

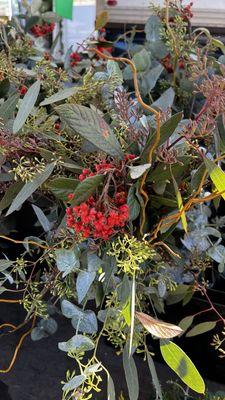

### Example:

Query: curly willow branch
xmin=88 ymin=48 xmax=161 ymax=236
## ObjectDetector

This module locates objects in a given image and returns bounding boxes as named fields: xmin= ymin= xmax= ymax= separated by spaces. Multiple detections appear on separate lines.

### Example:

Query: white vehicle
xmin=96 ymin=0 xmax=225 ymax=28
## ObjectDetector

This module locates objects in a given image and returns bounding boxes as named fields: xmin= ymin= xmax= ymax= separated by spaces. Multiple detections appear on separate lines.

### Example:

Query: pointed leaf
xmin=107 ymin=374 xmax=116 ymax=400
xmin=32 ymin=204 xmax=51 ymax=232
xmin=160 ymin=340 xmax=205 ymax=394
xmin=129 ymin=163 xmax=151 ymax=179
xmin=204 ymin=158 xmax=225 ymax=200
xmin=48 ymin=177 xmax=79 ymax=200
xmin=40 ymin=87 xmax=78 ymax=106
xmin=179 ymin=315 xmax=194 ymax=333
xmin=0 ymin=93 xmax=19 ymax=121
xmin=56 ymin=104 xmax=123 ymax=158
xmin=13 ymin=80 xmax=41 ymax=133
xmin=147 ymin=352 xmax=163 ymax=400
xmin=95 ymin=11 xmax=109 ymax=30
xmin=72 ymin=174 xmax=103 ymax=205
xmin=6 ymin=163 xmax=54 ymax=216
xmin=123 ymin=343 xmax=139 ymax=400
xmin=136 ymin=311 xmax=183 ymax=338
xmin=171 ymin=170 xmax=187 ymax=232
xmin=186 ymin=321 xmax=217 ymax=337
xmin=62 ymin=375 xmax=86 ymax=392
xmin=76 ymin=271 xmax=96 ymax=304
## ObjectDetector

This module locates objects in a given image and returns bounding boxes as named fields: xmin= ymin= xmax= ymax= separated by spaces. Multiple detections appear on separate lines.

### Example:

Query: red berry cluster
xmin=70 ymin=52 xmax=81 ymax=67
xmin=182 ymin=2 xmax=193 ymax=21
xmin=20 ymin=85 xmax=27 ymax=96
xmin=30 ymin=22 xmax=55 ymax=37
xmin=161 ymin=54 xmax=173 ymax=74
xmin=66 ymin=195 xmax=129 ymax=240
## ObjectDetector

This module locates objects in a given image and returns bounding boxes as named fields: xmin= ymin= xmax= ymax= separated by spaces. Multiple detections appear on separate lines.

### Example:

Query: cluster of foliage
xmin=1 ymin=1 xmax=225 ymax=399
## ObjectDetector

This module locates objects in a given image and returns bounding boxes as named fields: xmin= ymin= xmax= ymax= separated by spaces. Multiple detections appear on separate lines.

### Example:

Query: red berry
xmin=20 ymin=85 xmax=27 ymax=96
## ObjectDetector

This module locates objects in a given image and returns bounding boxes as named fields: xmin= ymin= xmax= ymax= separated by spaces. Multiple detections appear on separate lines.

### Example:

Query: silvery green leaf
xmin=147 ymin=352 xmax=163 ymax=400
xmin=76 ymin=270 xmax=96 ymax=303
xmin=62 ymin=375 xmax=86 ymax=392
xmin=151 ymin=88 xmax=175 ymax=111
xmin=207 ymin=245 xmax=225 ymax=263
xmin=87 ymin=253 xmax=103 ymax=272
xmin=0 ymin=259 xmax=14 ymax=272
xmin=123 ymin=342 xmax=139 ymax=400
xmin=32 ymin=204 xmax=51 ymax=232
xmin=158 ymin=281 xmax=167 ymax=298
xmin=71 ymin=309 xmax=98 ymax=334
xmin=31 ymin=318 xmax=58 ymax=341
xmin=40 ymin=87 xmax=78 ymax=106
xmin=55 ymin=247 xmax=80 ymax=277
xmin=84 ymin=363 xmax=102 ymax=375
xmin=61 ymin=300 xmax=78 ymax=319
xmin=13 ymin=80 xmax=41 ymax=133
xmin=58 ymin=334 xmax=95 ymax=353
xmin=129 ymin=163 xmax=151 ymax=179
xmin=6 ymin=163 xmax=55 ymax=216
xmin=107 ymin=374 xmax=116 ymax=400
xmin=145 ymin=15 xmax=161 ymax=42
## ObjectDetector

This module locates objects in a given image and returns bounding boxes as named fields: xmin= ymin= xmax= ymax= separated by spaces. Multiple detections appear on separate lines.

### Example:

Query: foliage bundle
xmin=0 ymin=1 xmax=225 ymax=399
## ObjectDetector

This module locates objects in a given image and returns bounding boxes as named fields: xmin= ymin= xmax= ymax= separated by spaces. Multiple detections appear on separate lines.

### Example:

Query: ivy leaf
xmin=204 ymin=158 xmax=225 ymax=200
xmin=95 ymin=11 xmax=109 ymax=30
xmin=48 ymin=177 xmax=79 ymax=200
xmin=136 ymin=312 xmax=183 ymax=338
xmin=13 ymin=80 xmax=41 ymax=133
xmin=56 ymin=104 xmax=123 ymax=158
xmin=55 ymin=247 xmax=80 ymax=277
xmin=76 ymin=270 xmax=96 ymax=304
xmin=6 ymin=163 xmax=55 ymax=216
xmin=123 ymin=342 xmax=139 ymax=400
xmin=186 ymin=321 xmax=217 ymax=337
xmin=58 ymin=334 xmax=95 ymax=353
xmin=160 ymin=340 xmax=205 ymax=394
xmin=72 ymin=175 xmax=103 ymax=205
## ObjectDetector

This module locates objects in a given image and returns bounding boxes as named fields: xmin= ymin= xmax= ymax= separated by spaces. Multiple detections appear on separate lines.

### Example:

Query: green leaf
xmin=71 ymin=308 xmax=98 ymax=334
xmin=95 ymin=11 xmax=109 ymax=30
xmin=40 ymin=87 xmax=78 ymax=106
xmin=147 ymin=352 xmax=163 ymax=400
xmin=107 ymin=60 xmax=123 ymax=85
xmin=160 ymin=340 xmax=205 ymax=394
xmin=142 ymin=112 xmax=183 ymax=162
xmin=55 ymin=247 xmax=80 ymax=277
xmin=58 ymin=334 xmax=95 ymax=353
xmin=48 ymin=177 xmax=79 ymax=200
xmin=72 ymin=175 xmax=103 ymax=205
xmin=151 ymin=88 xmax=175 ymax=112
xmin=179 ymin=315 xmax=194 ymax=333
xmin=145 ymin=15 xmax=161 ymax=42
xmin=0 ymin=259 xmax=14 ymax=272
xmin=56 ymin=104 xmax=123 ymax=158
xmin=76 ymin=270 xmax=96 ymax=304
xmin=123 ymin=342 xmax=139 ymax=400
xmin=0 ymin=93 xmax=19 ymax=121
xmin=13 ymin=80 xmax=41 ymax=133
xmin=0 ymin=181 xmax=24 ymax=211
xmin=62 ymin=375 xmax=86 ymax=392
xmin=171 ymin=169 xmax=187 ymax=232
xmin=31 ymin=318 xmax=58 ymax=341
xmin=107 ymin=374 xmax=116 ymax=400
xmin=129 ymin=163 xmax=151 ymax=179
xmin=6 ymin=163 xmax=55 ymax=216
xmin=186 ymin=321 xmax=217 ymax=337
xmin=141 ymin=64 xmax=164 ymax=96
xmin=127 ymin=186 xmax=140 ymax=221
xmin=0 ymin=79 xmax=10 ymax=98
xmin=204 ymin=158 xmax=225 ymax=200
xmin=32 ymin=204 xmax=51 ymax=232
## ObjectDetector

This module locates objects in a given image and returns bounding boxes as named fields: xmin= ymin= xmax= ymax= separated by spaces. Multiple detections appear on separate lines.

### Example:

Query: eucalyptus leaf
xmin=186 ymin=321 xmax=217 ymax=337
xmin=13 ymin=80 xmax=41 ymax=133
xmin=58 ymin=334 xmax=95 ymax=353
xmin=55 ymin=247 xmax=80 ymax=277
xmin=123 ymin=343 xmax=139 ymax=400
xmin=6 ymin=163 xmax=55 ymax=216
xmin=40 ymin=87 xmax=78 ymax=106
xmin=76 ymin=270 xmax=96 ymax=304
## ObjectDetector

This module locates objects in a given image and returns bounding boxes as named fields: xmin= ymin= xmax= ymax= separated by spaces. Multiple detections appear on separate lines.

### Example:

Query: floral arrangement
xmin=0 ymin=1 xmax=225 ymax=399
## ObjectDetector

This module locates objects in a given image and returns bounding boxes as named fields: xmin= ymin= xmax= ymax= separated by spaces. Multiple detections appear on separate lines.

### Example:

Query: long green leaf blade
xmin=13 ymin=80 xmax=41 ymax=133
xmin=160 ymin=340 xmax=205 ymax=394
xmin=6 ymin=163 xmax=55 ymax=216
xmin=204 ymin=158 xmax=225 ymax=200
